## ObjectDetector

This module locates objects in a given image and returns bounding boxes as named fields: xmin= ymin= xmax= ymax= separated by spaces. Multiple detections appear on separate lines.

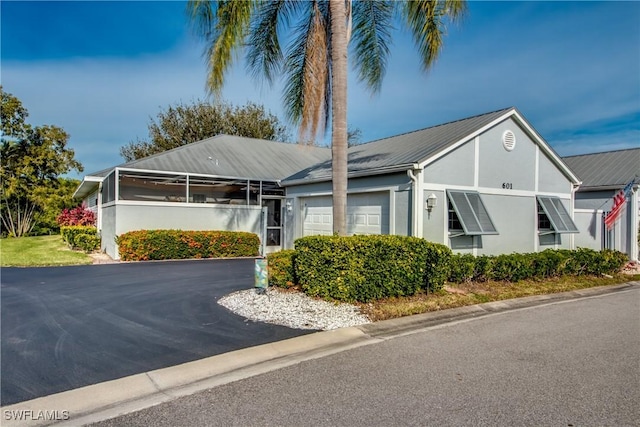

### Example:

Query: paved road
xmin=1 ymin=259 xmax=310 ymax=406
xmin=93 ymin=287 xmax=640 ymax=427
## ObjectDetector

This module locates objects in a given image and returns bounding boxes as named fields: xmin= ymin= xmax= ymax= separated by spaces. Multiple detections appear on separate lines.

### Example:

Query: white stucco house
xmin=75 ymin=107 xmax=635 ymax=261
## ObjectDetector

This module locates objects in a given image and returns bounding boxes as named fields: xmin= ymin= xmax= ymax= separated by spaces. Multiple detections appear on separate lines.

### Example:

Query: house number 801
xmin=502 ymin=183 xmax=513 ymax=189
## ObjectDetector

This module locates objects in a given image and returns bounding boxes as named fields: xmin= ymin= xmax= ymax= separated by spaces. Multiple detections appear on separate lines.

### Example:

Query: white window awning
xmin=447 ymin=190 xmax=498 ymax=235
xmin=537 ymin=196 xmax=579 ymax=233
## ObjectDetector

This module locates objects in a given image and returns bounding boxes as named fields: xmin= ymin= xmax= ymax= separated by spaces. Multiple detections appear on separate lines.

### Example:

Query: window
xmin=536 ymin=196 xmax=579 ymax=233
xmin=448 ymin=201 xmax=463 ymax=231
xmin=447 ymin=190 xmax=498 ymax=235
xmin=537 ymin=202 xmax=551 ymax=231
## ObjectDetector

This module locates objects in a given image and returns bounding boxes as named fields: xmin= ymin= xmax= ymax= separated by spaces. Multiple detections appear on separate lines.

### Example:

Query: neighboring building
xmin=563 ymin=149 xmax=640 ymax=261
xmin=76 ymin=107 xmax=586 ymax=260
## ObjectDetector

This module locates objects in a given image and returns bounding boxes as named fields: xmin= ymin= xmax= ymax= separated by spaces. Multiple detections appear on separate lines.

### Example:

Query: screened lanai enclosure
xmin=102 ymin=169 xmax=284 ymax=205
xmin=95 ymin=168 xmax=286 ymax=259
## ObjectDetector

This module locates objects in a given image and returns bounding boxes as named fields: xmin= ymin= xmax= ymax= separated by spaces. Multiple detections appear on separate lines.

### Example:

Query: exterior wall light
xmin=426 ymin=193 xmax=437 ymax=212
xmin=285 ymin=200 xmax=293 ymax=212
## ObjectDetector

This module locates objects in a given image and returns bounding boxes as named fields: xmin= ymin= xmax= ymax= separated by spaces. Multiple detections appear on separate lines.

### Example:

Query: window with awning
xmin=536 ymin=196 xmax=579 ymax=234
xmin=447 ymin=190 xmax=498 ymax=236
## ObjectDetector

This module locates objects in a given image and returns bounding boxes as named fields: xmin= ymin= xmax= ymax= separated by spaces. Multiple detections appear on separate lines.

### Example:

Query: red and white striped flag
xmin=604 ymin=180 xmax=635 ymax=230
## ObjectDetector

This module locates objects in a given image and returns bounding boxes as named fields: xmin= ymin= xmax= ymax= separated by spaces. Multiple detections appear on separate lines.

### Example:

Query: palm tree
xmin=187 ymin=0 xmax=466 ymax=235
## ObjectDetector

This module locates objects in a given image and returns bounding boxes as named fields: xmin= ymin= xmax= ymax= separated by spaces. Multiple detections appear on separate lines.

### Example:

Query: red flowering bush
xmin=57 ymin=204 xmax=96 ymax=226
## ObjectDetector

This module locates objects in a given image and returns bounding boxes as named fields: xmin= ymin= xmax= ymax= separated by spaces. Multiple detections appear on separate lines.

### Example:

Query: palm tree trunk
xmin=329 ymin=0 xmax=348 ymax=236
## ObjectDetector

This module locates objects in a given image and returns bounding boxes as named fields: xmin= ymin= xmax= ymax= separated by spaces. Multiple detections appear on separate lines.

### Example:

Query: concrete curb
xmin=2 ymin=282 xmax=638 ymax=427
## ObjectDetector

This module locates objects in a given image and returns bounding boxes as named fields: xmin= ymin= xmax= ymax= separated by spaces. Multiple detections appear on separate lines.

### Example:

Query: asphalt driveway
xmin=1 ymin=259 xmax=310 ymax=406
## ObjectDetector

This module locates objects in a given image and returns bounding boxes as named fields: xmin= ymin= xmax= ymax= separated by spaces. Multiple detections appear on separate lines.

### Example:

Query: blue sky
xmin=2 ymin=1 xmax=639 ymax=179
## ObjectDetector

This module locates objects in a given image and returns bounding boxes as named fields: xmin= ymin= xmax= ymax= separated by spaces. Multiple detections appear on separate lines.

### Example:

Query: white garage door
xmin=302 ymin=192 xmax=390 ymax=236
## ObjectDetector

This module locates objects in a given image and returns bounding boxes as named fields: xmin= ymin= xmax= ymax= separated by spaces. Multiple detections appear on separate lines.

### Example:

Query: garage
xmin=302 ymin=192 xmax=390 ymax=236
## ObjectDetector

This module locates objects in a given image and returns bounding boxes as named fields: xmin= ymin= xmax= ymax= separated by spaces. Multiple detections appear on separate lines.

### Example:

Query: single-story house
xmin=562 ymin=149 xmax=639 ymax=261
xmin=77 ymin=107 xmax=616 ymax=260
xmin=74 ymin=135 xmax=330 ymax=258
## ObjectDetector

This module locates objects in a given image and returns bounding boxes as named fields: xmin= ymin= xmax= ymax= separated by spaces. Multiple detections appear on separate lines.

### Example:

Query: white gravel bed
xmin=218 ymin=287 xmax=371 ymax=330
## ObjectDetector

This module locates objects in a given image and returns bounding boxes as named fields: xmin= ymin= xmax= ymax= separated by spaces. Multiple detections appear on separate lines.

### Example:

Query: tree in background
xmin=31 ymin=178 xmax=81 ymax=235
xmin=120 ymin=100 xmax=291 ymax=161
xmin=1 ymin=87 xmax=83 ymax=237
xmin=187 ymin=0 xmax=466 ymax=235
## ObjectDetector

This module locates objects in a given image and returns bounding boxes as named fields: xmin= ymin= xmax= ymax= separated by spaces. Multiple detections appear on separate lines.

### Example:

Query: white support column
xmin=631 ymin=188 xmax=639 ymax=261
xmin=97 ymin=182 xmax=103 ymax=233
xmin=416 ymin=169 xmax=424 ymax=238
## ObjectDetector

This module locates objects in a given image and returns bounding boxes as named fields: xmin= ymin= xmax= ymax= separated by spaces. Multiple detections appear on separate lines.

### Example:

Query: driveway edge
xmin=2 ymin=281 xmax=638 ymax=427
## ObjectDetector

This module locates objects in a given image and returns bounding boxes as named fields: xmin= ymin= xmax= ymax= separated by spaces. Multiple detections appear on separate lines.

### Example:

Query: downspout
xmin=407 ymin=165 xmax=424 ymax=238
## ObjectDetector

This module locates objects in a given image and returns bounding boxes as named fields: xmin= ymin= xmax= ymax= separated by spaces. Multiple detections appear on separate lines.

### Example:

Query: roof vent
xmin=502 ymin=130 xmax=516 ymax=152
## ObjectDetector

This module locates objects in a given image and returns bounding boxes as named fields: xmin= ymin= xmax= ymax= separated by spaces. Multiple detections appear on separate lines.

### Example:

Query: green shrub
xmin=424 ymin=241 xmax=452 ymax=290
xmin=448 ymin=254 xmax=476 ymax=283
xmin=74 ymin=233 xmax=101 ymax=252
xmin=60 ymin=226 xmax=98 ymax=248
xmin=473 ymin=255 xmax=494 ymax=282
xmin=531 ymin=249 xmax=568 ymax=279
xmin=491 ymin=253 xmax=535 ymax=282
xmin=116 ymin=229 xmax=260 ymax=261
xmin=294 ymin=235 xmax=450 ymax=302
xmin=446 ymin=248 xmax=628 ymax=284
xmin=267 ymin=250 xmax=297 ymax=288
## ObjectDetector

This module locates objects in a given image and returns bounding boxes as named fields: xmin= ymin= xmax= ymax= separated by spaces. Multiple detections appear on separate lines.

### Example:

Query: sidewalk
xmin=2 ymin=281 xmax=638 ymax=427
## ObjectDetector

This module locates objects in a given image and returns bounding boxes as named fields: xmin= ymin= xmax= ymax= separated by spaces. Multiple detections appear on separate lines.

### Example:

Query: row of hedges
xmin=60 ymin=226 xmax=100 ymax=252
xmin=269 ymin=235 xmax=451 ymax=302
xmin=448 ymin=248 xmax=628 ymax=283
xmin=268 ymin=236 xmax=628 ymax=303
xmin=116 ymin=230 xmax=260 ymax=261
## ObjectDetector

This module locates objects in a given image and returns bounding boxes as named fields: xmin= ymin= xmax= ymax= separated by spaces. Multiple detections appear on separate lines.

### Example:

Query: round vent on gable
xmin=502 ymin=130 xmax=516 ymax=151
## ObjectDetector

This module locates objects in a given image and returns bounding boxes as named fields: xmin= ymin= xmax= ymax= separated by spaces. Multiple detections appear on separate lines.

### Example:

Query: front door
xmin=262 ymin=198 xmax=283 ymax=253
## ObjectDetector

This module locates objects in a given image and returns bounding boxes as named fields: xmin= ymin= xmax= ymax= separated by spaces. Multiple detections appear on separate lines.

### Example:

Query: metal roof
xmin=282 ymin=107 xmax=520 ymax=184
xmin=74 ymin=135 xmax=330 ymax=199
xmin=89 ymin=135 xmax=331 ymax=181
xmin=562 ymin=148 xmax=640 ymax=191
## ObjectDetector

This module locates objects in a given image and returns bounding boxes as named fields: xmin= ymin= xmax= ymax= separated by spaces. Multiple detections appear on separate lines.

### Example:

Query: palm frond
xmin=283 ymin=1 xmax=331 ymax=143
xmin=246 ymin=0 xmax=289 ymax=85
xmin=187 ymin=0 xmax=255 ymax=95
xmin=401 ymin=0 xmax=466 ymax=71
xmin=351 ymin=0 xmax=394 ymax=94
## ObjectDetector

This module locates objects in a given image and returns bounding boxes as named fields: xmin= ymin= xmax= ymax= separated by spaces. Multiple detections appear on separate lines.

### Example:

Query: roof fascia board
xmin=72 ymin=176 xmax=104 ymax=199
xmin=281 ymin=163 xmax=414 ymax=187
xmin=577 ymin=183 xmax=639 ymax=193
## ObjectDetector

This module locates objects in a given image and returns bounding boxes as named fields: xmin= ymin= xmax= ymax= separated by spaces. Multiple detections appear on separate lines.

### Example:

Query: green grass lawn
xmin=0 ymin=235 xmax=93 ymax=267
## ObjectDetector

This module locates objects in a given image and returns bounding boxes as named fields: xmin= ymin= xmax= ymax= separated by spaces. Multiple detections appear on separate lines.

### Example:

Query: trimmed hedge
xmin=267 ymin=250 xmax=297 ymax=288
xmin=60 ymin=226 xmax=100 ymax=252
xmin=294 ymin=235 xmax=451 ymax=302
xmin=447 ymin=248 xmax=628 ymax=283
xmin=116 ymin=229 xmax=260 ymax=261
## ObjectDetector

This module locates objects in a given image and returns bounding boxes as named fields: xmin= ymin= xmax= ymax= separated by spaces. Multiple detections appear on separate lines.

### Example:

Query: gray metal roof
xmin=283 ymin=107 xmax=516 ymax=184
xmin=91 ymin=135 xmax=331 ymax=181
xmin=562 ymin=148 xmax=640 ymax=191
